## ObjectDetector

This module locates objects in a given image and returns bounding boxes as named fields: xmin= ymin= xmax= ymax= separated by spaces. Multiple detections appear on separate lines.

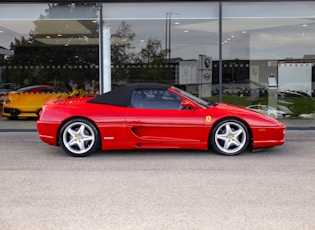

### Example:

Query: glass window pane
xmin=221 ymin=1 xmax=315 ymax=127
xmin=0 ymin=3 xmax=100 ymax=98
xmin=103 ymin=2 xmax=219 ymax=96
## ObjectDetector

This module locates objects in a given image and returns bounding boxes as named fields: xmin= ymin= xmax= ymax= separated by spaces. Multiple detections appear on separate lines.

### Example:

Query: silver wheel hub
xmin=215 ymin=121 xmax=247 ymax=154
xmin=63 ymin=122 xmax=95 ymax=155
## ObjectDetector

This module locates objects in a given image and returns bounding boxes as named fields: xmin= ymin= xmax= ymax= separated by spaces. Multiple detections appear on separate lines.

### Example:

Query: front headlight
xmin=4 ymin=97 xmax=10 ymax=105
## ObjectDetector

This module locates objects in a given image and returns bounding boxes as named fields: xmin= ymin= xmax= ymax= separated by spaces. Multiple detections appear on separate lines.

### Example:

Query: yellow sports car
xmin=2 ymin=85 xmax=69 ymax=119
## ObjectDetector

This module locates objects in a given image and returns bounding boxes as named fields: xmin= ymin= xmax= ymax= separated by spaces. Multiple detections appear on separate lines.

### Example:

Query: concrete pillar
xmin=100 ymin=21 xmax=111 ymax=93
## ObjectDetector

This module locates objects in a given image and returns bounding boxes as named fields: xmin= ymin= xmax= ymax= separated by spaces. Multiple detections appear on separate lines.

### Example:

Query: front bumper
xmin=2 ymin=107 xmax=39 ymax=118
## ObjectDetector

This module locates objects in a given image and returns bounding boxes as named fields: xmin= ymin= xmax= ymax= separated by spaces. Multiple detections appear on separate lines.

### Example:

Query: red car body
xmin=37 ymin=83 xmax=285 ymax=157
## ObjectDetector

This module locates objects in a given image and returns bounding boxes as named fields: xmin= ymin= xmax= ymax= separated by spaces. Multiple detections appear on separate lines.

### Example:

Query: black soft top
xmin=88 ymin=83 xmax=171 ymax=107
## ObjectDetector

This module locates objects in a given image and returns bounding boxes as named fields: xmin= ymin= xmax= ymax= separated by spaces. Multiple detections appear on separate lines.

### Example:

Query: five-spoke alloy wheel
xmin=210 ymin=119 xmax=250 ymax=156
xmin=59 ymin=119 xmax=99 ymax=157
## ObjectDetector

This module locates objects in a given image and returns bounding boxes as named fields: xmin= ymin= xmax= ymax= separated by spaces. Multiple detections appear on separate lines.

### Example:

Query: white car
xmin=247 ymin=105 xmax=286 ymax=119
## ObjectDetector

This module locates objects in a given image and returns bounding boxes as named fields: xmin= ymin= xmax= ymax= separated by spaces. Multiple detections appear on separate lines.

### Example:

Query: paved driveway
xmin=0 ymin=131 xmax=314 ymax=230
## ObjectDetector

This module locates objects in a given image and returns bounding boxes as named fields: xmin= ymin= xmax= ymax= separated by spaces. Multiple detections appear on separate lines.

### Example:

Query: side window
xmin=40 ymin=88 xmax=66 ymax=93
xmin=40 ymin=88 xmax=54 ymax=93
xmin=131 ymin=89 xmax=182 ymax=110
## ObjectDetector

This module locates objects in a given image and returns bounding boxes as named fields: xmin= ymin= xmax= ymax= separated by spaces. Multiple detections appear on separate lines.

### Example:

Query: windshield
xmin=172 ymin=87 xmax=210 ymax=108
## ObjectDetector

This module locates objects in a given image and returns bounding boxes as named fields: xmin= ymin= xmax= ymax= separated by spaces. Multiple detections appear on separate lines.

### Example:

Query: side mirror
xmin=181 ymin=99 xmax=197 ymax=110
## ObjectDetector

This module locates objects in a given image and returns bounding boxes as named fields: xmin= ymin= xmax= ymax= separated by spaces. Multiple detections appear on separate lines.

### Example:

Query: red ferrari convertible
xmin=37 ymin=83 xmax=286 ymax=157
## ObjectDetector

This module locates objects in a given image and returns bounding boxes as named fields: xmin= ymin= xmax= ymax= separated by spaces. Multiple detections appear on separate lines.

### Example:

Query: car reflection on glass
xmin=0 ymin=83 xmax=23 ymax=108
xmin=277 ymin=90 xmax=315 ymax=116
xmin=247 ymin=105 xmax=286 ymax=119
xmin=211 ymin=80 xmax=267 ymax=98
xmin=2 ymin=85 xmax=69 ymax=119
xmin=211 ymin=86 xmax=232 ymax=95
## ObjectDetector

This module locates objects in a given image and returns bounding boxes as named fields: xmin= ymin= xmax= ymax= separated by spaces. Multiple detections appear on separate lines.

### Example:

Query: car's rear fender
xmin=56 ymin=116 xmax=101 ymax=148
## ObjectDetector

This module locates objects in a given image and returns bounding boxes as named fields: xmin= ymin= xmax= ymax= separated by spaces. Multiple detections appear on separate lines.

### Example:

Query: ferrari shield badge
xmin=206 ymin=116 xmax=211 ymax=123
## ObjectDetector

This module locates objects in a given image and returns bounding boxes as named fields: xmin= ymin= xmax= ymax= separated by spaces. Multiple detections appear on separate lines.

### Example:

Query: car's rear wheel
xmin=59 ymin=119 xmax=99 ymax=157
xmin=210 ymin=119 xmax=250 ymax=156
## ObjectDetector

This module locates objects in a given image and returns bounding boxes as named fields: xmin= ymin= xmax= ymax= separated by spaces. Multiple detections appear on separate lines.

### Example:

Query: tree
xmin=111 ymin=21 xmax=136 ymax=85
xmin=131 ymin=38 xmax=169 ymax=82
xmin=136 ymin=38 xmax=165 ymax=64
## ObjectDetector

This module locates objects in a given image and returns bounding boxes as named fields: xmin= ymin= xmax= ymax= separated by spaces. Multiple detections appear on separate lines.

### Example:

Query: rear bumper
xmin=36 ymin=121 xmax=60 ymax=146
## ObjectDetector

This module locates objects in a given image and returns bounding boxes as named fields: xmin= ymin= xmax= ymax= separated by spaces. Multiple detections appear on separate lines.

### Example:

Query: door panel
xmin=126 ymin=108 xmax=204 ymax=145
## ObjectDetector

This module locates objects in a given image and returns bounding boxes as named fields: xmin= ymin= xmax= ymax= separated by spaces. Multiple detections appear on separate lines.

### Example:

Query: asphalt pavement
xmin=0 ymin=116 xmax=37 ymax=131
xmin=0 ymin=129 xmax=315 ymax=230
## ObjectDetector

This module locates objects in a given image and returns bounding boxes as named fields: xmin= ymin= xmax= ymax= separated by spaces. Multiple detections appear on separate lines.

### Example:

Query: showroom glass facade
xmin=0 ymin=1 xmax=315 ymax=128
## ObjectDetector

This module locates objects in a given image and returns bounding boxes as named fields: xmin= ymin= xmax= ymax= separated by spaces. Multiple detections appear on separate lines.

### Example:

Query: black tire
xmin=59 ymin=118 xmax=99 ymax=157
xmin=210 ymin=119 xmax=250 ymax=156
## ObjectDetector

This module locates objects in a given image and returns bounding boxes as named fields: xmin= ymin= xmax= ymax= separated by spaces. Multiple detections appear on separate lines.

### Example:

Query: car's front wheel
xmin=59 ymin=119 xmax=99 ymax=157
xmin=210 ymin=119 xmax=250 ymax=156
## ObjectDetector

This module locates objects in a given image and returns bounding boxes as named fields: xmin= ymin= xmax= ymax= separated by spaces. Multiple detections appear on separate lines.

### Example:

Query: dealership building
xmin=1 ymin=0 xmax=315 ymax=128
